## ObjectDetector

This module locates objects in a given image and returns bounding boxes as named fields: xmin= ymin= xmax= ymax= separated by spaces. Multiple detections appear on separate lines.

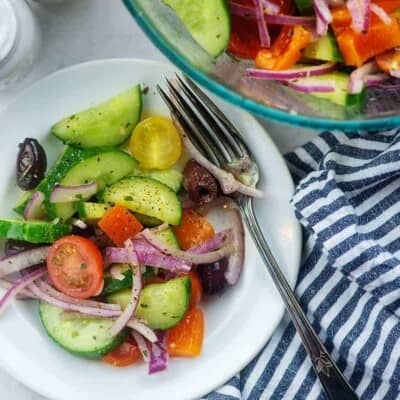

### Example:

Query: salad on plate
xmin=0 ymin=84 xmax=260 ymax=373
xmin=162 ymin=0 xmax=400 ymax=112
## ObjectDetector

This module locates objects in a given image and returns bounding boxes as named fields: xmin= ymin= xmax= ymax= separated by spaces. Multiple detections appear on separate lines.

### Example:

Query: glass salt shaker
xmin=0 ymin=0 xmax=41 ymax=90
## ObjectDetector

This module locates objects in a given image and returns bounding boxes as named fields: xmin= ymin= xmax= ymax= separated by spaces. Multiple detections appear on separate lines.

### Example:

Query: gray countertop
xmin=0 ymin=1 xmax=317 ymax=399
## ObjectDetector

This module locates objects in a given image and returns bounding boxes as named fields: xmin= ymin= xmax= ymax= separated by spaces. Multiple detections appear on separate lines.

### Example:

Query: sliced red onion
xmin=349 ymin=61 xmax=379 ymax=94
xmin=29 ymin=282 xmax=121 ymax=317
xmin=263 ymin=0 xmax=280 ymax=14
xmin=174 ymin=120 xmax=263 ymax=198
xmin=0 ymin=246 xmax=49 ymax=278
xmin=149 ymin=332 xmax=169 ymax=374
xmin=104 ymin=243 xmax=191 ymax=273
xmin=286 ymin=79 xmax=335 ymax=93
xmin=111 ymin=264 xmax=142 ymax=336
xmin=110 ymin=264 xmax=127 ymax=281
xmin=50 ymin=181 xmax=97 ymax=203
xmin=0 ymin=279 xmax=36 ymax=299
xmin=23 ymin=191 xmax=45 ymax=220
xmin=71 ymin=218 xmax=88 ymax=230
xmin=228 ymin=1 xmax=315 ymax=26
xmin=246 ymin=62 xmax=337 ymax=80
xmin=141 ymin=229 xmax=236 ymax=265
xmin=35 ymin=280 xmax=120 ymax=311
xmin=0 ymin=267 xmax=46 ymax=315
xmin=127 ymin=318 xmax=158 ymax=343
xmin=347 ymin=0 xmax=370 ymax=33
xmin=252 ymin=0 xmax=271 ymax=48
xmin=313 ymin=0 xmax=332 ymax=36
xmin=132 ymin=331 xmax=150 ymax=363
xmin=223 ymin=200 xmax=245 ymax=285
xmin=133 ymin=240 xmax=191 ymax=273
xmin=370 ymin=3 xmax=391 ymax=25
xmin=365 ymin=73 xmax=390 ymax=87
xmin=188 ymin=229 xmax=234 ymax=254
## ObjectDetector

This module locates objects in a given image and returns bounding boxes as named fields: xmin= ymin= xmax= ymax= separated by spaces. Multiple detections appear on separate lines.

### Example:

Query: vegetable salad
xmin=0 ymin=84 xmax=257 ymax=373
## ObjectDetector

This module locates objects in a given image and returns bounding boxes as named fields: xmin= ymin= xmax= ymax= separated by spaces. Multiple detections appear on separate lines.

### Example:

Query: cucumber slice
xmin=134 ymin=213 xmax=162 ymax=227
xmin=107 ymin=276 xmax=191 ymax=330
xmin=39 ymin=302 xmax=125 ymax=359
xmin=303 ymin=33 xmax=343 ymax=62
xmin=0 ymin=219 xmax=70 ymax=243
xmin=78 ymin=202 xmax=110 ymax=222
xmin=15 ymin=146 xmax=138 ymax=221
xmin=303 ymin=72 xmax=364 ymax=108
xmin=162 ymin=0 xmax=230 ymax=57
xmin=51 ymin=86 xmax=142 ymax=148
xmin=131 ymin=167 xmax=183 ymax=192
xmin=103 ymin=228 xmax=179 ymax=295
xmin=101 ymin=177 xmax=182 ymax=226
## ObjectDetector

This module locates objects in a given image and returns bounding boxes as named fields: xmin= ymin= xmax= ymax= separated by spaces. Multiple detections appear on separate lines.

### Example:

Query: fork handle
xmin=238 ymin=197 xmax=358 ymax=400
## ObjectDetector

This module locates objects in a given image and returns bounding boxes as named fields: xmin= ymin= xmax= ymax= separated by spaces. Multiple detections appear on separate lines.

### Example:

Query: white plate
xmin=0 ymin=59 xmax=301 ymax=400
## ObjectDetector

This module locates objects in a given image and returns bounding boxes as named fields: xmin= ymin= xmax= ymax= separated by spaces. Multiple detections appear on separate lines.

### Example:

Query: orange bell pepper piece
xmin=167 ymin=308 xmax=205 ymax=357
xmin=188 ymin=271 xmax=203 ymax=310
xmin=98 ymin=205 xmax=143 ymax=247
xmin=332 ymin=6 xmax=400 ymax=67
xmin=172 ymin=209 xmax=215 ymax=251
xmin=255 ymin=25 xmax=311 ymax=70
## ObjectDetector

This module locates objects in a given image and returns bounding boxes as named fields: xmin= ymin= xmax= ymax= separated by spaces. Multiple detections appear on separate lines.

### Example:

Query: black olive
xmin=16 ymin=138 xmax=47 ymax=190
xmin=197 ymin=258 xmax=228 ymax=295
xmin=183 ymin=160 xmax=218 ymax=205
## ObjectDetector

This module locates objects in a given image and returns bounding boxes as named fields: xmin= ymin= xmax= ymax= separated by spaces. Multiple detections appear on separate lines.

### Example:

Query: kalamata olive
xmin=5 ymin=239 xmax=42 ymax=257
xmin=197 ymin=258 xmax=228 ymax=295
xmin=16 ymin=138 xmax=47 ymax=190
xmin=183 ymin=159 xmax=218 ymax=205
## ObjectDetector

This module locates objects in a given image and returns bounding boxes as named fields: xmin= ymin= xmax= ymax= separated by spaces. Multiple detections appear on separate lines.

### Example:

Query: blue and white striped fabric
xmin=206 ymin=129 xmax=400 ymax=400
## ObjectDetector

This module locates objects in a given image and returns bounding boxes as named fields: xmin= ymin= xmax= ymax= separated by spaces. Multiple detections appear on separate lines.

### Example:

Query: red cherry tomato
xmin=227 ymin=0 xmax=295 ymax=59
xmin=47 ymin=235 xmax=104 ymax=299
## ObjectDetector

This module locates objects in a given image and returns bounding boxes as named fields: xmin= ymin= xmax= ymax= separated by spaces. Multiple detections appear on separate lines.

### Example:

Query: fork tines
xmin=156 ymin=75 xmax=250 ymax=169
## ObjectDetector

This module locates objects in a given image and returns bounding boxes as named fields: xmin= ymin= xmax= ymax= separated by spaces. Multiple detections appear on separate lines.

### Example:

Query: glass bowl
xmin=123 ymin=0 xmax=400 ymax=131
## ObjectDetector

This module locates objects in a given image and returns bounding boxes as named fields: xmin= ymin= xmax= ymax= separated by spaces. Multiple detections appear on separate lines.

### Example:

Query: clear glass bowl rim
xmin=123 ymin=0 xmax=400 ymax=132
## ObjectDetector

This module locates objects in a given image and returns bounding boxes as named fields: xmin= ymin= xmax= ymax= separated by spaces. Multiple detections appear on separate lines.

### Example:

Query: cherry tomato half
xmin=103 ymin=337 xmax=143 ymax=367
xmin=47 ymin=235 xmax=104 ymax=299
xmin=129 ymin=116 xmax=182 ymax=170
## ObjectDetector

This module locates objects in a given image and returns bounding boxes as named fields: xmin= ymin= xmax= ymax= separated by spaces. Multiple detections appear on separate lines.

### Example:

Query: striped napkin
xmin=205 ymin=128 xmax=400 ymax=400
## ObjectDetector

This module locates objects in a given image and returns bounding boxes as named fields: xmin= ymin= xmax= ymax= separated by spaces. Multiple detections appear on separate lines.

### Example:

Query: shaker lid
xmin=0 ymin=0 xmax=18 ymax=63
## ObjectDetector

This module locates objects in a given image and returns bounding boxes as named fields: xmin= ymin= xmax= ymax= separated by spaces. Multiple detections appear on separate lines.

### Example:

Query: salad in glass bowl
xmin=0 ymin=84 xmax=256 ymax=373
xmin=125 ymin=0 xmax=400 ymax=129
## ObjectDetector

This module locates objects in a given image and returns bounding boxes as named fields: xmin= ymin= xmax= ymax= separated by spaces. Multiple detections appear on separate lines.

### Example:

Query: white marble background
xmin=0 ymin=1 xmax=317 ymax=399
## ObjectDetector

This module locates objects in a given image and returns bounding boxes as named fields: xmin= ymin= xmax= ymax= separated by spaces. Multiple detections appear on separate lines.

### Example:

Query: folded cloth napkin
xmin=205 ymin=128 xmax=400 ymax=400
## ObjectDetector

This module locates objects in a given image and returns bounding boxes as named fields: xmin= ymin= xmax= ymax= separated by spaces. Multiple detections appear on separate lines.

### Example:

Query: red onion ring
xmin=246 ymin=62 xmax=337 ymax=80
xmin=50 ymin=181 xmax=97 ymax=203
xmin=110 ymin=264 xmax=142 ymax=336
xmin=252 ymin=0 xmax=271 ymax=48
xmin=23 ymin=191 xmax=45 ymax=220
xmin=349 ymin=61 xmax=379 ymax=94
xmin=0 ymin=267 xmax=46 ymax=315
xmin=370 ymin=4 xmax=392 ymax=25
xmin=127 ymin=318 xmax=158 ymax=343
xmin=347 ymin=0 xmax=370 ymax=33
xmin=0 ymin=246 xmax=49 ymax=278
xmin=132 ymin=331 xmax=150 ymax=363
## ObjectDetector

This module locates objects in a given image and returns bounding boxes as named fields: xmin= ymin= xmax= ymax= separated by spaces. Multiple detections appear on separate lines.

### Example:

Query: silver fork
xmin=157 ymin=75 xmax=358 ymax=400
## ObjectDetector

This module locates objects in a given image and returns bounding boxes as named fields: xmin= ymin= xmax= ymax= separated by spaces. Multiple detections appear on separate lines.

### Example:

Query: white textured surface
xmin=0 ymin=1 xmax=318 ymax=399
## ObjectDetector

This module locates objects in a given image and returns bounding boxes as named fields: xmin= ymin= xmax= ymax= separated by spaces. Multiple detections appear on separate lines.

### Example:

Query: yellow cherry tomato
xmin=130 ymin=116 xmax=182 ymax=170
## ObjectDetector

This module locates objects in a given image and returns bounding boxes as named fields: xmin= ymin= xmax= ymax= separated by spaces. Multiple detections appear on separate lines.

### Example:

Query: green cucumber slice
xmin=303 ymin=33 xmax=343 ymax=62
xmin=0 ymin=219 xmax=70 ymax=243
xmin=15 ymin=146 xmax=138 ymax=221
xmin=107 ymin=276 xmax=191 ymax=330
xmin=51 ymin=86 xmax=142 ymax=148
xmin=131 ymin=167 xmax=183 ymax=192
xmin=162 ymin=0 xmax=231 ymax=57
xmin=78 ymin=202 xmax=110 ymax=222
xmin=101 ymin=176 xmax=182 ymax=226
xmin=39 ymin=302 xmax=125 ymax=359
